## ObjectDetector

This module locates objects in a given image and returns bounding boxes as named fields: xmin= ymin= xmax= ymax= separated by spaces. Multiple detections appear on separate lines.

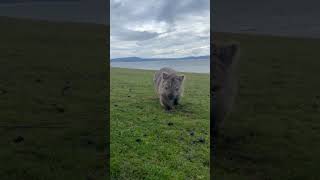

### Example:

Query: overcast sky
xmin=110 ymin=0 xmax=210 ymax=59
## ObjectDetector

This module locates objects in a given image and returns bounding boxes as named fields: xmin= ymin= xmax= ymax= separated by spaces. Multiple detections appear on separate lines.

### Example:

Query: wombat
xmin=212 ymin=41 xmax=240 ymax=135
xmin=154 ymin=67 xmax=185 ymax=110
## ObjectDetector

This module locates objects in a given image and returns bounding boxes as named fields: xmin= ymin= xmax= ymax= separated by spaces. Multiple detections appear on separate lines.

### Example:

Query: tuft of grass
xmin=110 ymin=68 xmax=210 ymax=179
xmin=213 ymin=32 xmax=320 ymax=179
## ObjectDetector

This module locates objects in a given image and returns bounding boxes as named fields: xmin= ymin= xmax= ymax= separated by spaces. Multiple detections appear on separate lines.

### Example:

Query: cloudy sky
xmin=110 ymin=0 xmax=210 ymax=59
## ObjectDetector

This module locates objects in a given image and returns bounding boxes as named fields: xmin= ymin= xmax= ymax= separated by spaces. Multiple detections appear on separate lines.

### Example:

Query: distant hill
xmin=111 ymin=55 xmax=210 ymax=62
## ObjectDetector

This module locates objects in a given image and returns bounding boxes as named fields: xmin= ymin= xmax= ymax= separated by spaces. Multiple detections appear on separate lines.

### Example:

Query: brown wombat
xmin=154 ymin=67 xmax=185 ymax=110
xmin=212 ymin=41 xmax=240 ymax=135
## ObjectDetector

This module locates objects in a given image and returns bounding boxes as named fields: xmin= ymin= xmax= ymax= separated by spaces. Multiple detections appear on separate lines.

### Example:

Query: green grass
xmin=0 ymin=17 xmax=108 ymax=179
xmin=213 ymin=32 xmax=320 ymax=179
xmin=110 ymin=68 xmax=210 ymax=179
xmin=3 ymin=15 xmax=319 ymax=180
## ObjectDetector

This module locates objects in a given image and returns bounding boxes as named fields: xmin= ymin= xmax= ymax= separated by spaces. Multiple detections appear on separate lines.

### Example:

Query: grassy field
xmin=3 ymin=15 xmax=320 ymax=179
xmin=213 ymin=32 xmax=320 ymax=179
xmin=0 ymin=17 xmax=108 ymax=179
xmin=110 ymin=68 xmax=210 ymax=179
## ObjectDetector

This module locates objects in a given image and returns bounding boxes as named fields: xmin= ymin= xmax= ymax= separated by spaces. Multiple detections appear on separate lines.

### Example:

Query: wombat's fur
xmin=154 ymin=67 xmax=185 ymax=110
xmin=212 ymin=41 xmax=240 ymax=135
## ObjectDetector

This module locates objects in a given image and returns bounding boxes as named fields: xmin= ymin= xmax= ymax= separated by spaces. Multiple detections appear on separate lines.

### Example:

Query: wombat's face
xmin=161 ymin=73 xmax=184 ymax=101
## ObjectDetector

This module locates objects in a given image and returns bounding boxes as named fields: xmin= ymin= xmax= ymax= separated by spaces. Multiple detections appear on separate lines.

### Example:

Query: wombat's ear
xmin=178 ymin=75 xmax=184 ymax=81
xmin=162 ymin=72 xmax=169 ymax=79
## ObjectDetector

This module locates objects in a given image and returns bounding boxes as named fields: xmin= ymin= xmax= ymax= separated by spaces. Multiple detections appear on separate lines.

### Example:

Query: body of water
xmin=111 ymin=59 xmax=210 ymax=74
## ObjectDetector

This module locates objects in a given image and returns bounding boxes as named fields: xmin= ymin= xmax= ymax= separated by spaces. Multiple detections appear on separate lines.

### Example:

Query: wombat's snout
xmin=168 ymin=94 xmax=174 ymax=100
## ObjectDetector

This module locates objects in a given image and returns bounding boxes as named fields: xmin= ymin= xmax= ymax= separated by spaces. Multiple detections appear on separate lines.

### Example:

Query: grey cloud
xmin=111 ymin=0 xmax=209 ymax=58
xmin=114 ymin=29 xmax=160 ymax=41
xmin=157 ymin=0 xmax=209 ymax=24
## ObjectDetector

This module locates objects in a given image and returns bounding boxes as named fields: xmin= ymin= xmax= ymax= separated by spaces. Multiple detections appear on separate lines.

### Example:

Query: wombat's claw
xmin=165 ymin=107 xmax=172 ymax=112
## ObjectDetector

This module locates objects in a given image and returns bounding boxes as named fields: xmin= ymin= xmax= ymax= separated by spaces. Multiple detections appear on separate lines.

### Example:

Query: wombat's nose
xmin=168 ymin=94 xmax=174 ymax=100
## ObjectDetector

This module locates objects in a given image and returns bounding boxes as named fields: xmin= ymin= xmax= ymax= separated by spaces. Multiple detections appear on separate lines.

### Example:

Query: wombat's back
xmin=153 ymin=67 xmax=177 ymax=93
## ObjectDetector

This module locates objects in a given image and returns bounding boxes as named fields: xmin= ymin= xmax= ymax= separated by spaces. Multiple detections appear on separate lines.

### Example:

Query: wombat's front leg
xmin=173 ymin=97 xmax=179 ymax=105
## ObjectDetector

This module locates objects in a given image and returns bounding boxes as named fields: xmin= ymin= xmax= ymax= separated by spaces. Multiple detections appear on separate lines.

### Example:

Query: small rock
xmin=14 ymin=136 xmax=24 ymax=143
xmin=198 ymin=137 xmax=205 ymax=143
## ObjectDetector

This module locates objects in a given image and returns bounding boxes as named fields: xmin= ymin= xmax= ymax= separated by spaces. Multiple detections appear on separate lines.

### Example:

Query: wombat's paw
xmin=165 ymin=106 xmax=173 ymax=112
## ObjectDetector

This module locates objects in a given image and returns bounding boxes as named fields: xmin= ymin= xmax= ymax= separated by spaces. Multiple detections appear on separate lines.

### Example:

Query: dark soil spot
xmin=56 ymin=107 xmax=65 ymax=113
xmin=14 ymin=136 xmax=24 ymax=143
xmin=187 ymin=157 xmax=193 ymax=162
xmin=0 ymin=89 xmax=7 ymax=95
xmin=136 ymin=138 xmax=142 ymax=143
xmin=87 ymin=140 xmax=94 ymax=145
xmin=61 ymin=86 xmax=71 ymax=95
xmin=168 ymin=122 xmax=173 ymax=126
xmin=189 ymin=131 xmax=195 ymax=136
xmin=203 ymin=160 xmax=209 ymax=167
xmin=35 ymin=79 xmax=42 ymax=83
xmin=198 ymin=137 xmax=205 ymax=143
xmin=249 ymin=131 xmax=255 ymax=137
